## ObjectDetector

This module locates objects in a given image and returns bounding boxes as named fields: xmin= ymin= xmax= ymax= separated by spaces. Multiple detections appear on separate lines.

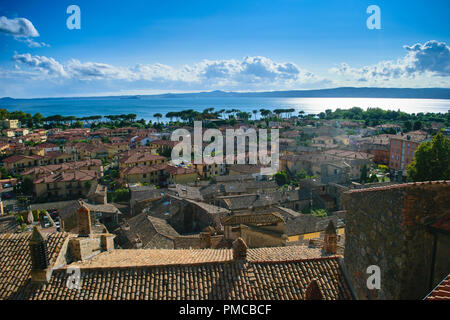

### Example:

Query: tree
xmin=311 ymin=209 xmax=328 ymax=218
xmin=20 ymin=176 xmax=34 ymax=195
xmin=154 ymin=113 xmax=162 ymax=123
xmin=407 ymin=133 xmax=450 ymax=181
xmin=274 ymin=171 xmax=288 ymax=186
xmin=368 ymin=173 xmax=379 ymax=183
xmin=413 ymin=120 xmax=423 ymax=131
xmin=403 ymin=120 xmax=412 ymax=132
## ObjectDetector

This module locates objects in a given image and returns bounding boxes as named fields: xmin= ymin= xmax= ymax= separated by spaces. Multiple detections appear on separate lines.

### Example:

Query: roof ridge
xmin=347 ymin=180 xmax=450 ymax=193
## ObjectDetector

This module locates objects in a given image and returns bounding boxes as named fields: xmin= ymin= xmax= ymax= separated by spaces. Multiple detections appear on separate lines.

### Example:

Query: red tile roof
xmin=2 ymin=154 xmax=42 ymax=163
xmin=425 ymin=275 xmax=450 ymax=300
xmin=0 ymin=232 xmax=69 ymax=300
xmin=34 ymin=170 xmax=98 ymax=184
xmin=166 ymin=165 xmax=196 ymax=175
xmin=119 ymin=153 xmax=166 ymax=165
xmin=0 ymin=232 xmax=354 ymax=300
xmin=121 ymin=164 xmax=168 ymax=175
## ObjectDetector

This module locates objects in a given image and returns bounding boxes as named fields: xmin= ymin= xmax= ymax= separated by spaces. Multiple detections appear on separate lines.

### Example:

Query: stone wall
xmin=343 ymin=182 xmax=450 ymax=300
xmin=68 ymin=234 xmax=115 ymax=261
xmin=173 ymin=234 xmax=225 ymax=249
xmin=240 ymin=225 xmax=286 ymax=248
xmin=168 ymin=201 xmax=219 ymax=234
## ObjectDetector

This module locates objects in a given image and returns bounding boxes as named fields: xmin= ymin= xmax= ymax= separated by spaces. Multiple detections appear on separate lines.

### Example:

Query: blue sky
xmin=0 ymin=0 xmax=449 ymax=98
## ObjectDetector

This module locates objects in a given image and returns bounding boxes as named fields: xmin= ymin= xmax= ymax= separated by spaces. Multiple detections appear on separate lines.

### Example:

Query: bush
xmin=108 ymin=188 xmax=130 ymax=202
xmin=311 ymin=209 xmax=328 ymax=218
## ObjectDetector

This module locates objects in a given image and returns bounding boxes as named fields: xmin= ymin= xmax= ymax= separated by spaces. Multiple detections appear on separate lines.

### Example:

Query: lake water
xmin=1 ymin=97 xmax=449 ymax=122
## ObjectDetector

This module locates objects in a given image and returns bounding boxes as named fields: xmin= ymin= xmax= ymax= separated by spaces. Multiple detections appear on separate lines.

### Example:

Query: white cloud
xmin=404 ymin=40 xmax=450 ymax=76
xmin=0 ymin=16 xmax=50 ymax=48
xmin=66 ymin=59 xmax=133 ymax=80
xmin=0 ymin=16 xmax=39 ymax=37
xmin=10 ymin=54 xmax=320 ymax=90
xmin=16 ymin=37 xmax=50 ymax=48
xmin=6 ymin=41 xmax=449 ymax=97
xmin=12 ymin=53 xmax=67 ymax=77
xmin=329 ymin=40 xmax=450 ymax=84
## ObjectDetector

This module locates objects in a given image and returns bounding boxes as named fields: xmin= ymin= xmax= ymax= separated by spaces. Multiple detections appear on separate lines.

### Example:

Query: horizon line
xmin=1 ymin=86 xmax=450 ymax=100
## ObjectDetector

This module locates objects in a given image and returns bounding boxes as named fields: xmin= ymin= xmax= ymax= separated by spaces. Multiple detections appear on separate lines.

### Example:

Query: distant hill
xmin=1 ymin=87 xmax=450 ymax=100
xmin=150 ymin=87 xmax=450 ymax=99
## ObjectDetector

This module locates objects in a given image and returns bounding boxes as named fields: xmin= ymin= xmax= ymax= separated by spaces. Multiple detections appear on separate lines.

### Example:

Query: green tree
xmin=311 ymin=209 xmax=328 ymax=218
xmin=413 ymin=120 xmax=423 ymax=130
xmin=407 ymin=133 xmax=450 ymax=181
xmin=154 ymin=113 xmax=162 ymax=123
xmin=274 ymin=171 xmax=288 ymax=186
xmin=403 ymin=120 xmax=412 ymax=132
xmin=20 ymin=176 xmax=34 ymax=195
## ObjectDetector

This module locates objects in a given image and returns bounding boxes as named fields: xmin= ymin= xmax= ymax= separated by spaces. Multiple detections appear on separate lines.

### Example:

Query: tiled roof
xmin=119 ymin=212 xmax=180 ymax=249
xmin=22 ymin=159 xmax=101 ymax=176
xmin=425 ymin=275 xmax=450 ymax=300
xmin=0 ymin=216 xmax=18 ymax=234
xmin=150 ymin=140 xmax=177 ymax=147
xmin=18 ymin=255 xmax=352 ymax=300
xmin=346 ymin=180 xmax=450 ymax=193
xmin=119 ymin=153 xmax=166 ymax=165
xmin=120 ymin=164 xmax=167 ymax=175
xmin=286 ymin=214 xmax=344 ymax=236
xmin=2 ymin=154 xmax=42 ymax=163
xmin=0 ymin=232 xmax=69 ymax=300
xmin=34 ymin=170 xmax=98 ymax=184
xmin=71 ymin=248 xmax=232 ymax=268
xmin=222 ymin=212 xmax=284 ymax=226
xmin=166 ymin=165 xmax=196 ymax=175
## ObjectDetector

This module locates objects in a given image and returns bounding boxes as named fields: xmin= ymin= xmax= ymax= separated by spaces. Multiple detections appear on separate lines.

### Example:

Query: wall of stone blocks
xmin=343 ymin=182 xmax=450 ymax=300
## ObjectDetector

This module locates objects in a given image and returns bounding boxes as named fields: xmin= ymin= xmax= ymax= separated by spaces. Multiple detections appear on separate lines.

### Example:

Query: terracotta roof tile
xmin=425 ymin=275 xmax=450 ymax=300
xmin=0 ymin=232 xmax=69 ymax=300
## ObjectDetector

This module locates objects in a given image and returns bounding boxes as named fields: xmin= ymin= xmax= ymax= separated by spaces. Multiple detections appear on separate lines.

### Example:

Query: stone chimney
xmin=29 ymin=226 xmax=51 ymax=282
xmin=199 ymin=232 xmax=211 ymax=248
xmin=134 ymin=235 xmax=143 ymax=248
xmin=232 ymin=237 xmax=248 ymax=260
xmin=27 ymin=206 xmax=34 ymax=224
xmin=77 ymin=204 xmax=91 ymax=237
xmin=305 ymin=279 xmax=324 ymax=300
xmin=323 ymin=220 xmax=337 ymax=254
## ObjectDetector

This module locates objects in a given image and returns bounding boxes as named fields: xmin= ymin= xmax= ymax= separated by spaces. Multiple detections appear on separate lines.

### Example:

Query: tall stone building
xmin=343 ymin=181 xmax=450 ymax=300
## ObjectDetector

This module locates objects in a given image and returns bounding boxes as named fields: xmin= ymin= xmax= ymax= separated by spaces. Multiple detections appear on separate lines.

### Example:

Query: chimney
xmin=27 ymin=206 xmax=34 ymax=224
xmin=232 ymin=237 xmax=248 ymax=260
xmin=323 ymin=220 xmax=337 ymax=254
xmin=29 ymin=226 xmax=51 ymax=283
xmin=199 ymin=232 xmax=212 ymax=248
xmin=77 ymin=204 xmax=91 ymax=237
xmin=305 ymin=279 xmax=324 ymax=300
